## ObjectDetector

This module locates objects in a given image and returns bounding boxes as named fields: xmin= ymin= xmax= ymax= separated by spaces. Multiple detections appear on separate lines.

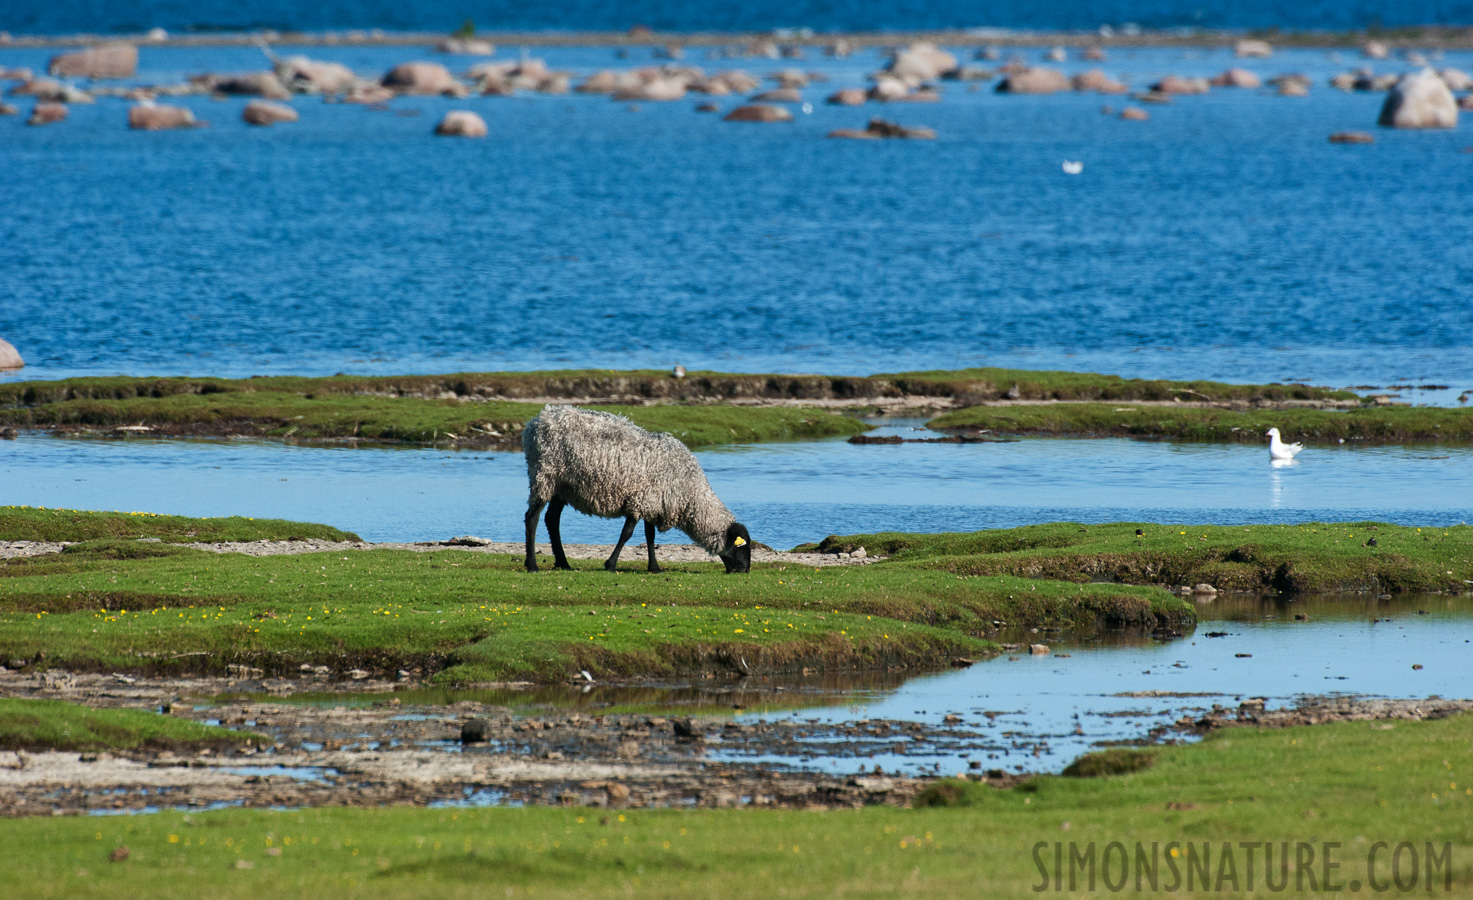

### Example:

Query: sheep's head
xmin=720 ymin=523 xmax=752 ymax=574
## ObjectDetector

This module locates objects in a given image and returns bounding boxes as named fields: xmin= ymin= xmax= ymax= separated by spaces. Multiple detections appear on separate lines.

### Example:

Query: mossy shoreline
xmin=801 ymin=522 xmax=1473 ymax=595
xmin=930 ymin=402 xmax=1473 ymax=445
xmin=0 ymin=368 xmax=1380 ymax=448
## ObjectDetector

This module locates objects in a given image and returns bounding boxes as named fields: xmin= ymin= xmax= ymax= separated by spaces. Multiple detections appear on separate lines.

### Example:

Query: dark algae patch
xmin=0 ymin=698 xmax=256 ymax=752
xmin=798 ymin=523 xmax=1473 ymax=594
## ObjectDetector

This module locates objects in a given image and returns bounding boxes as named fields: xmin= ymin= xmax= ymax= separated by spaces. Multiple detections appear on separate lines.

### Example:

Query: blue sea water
xmin=3 ymin=0 xmax=1472 ymax=36
xmin=4 ymin=432 xmax=1469 ymax=545
xmin=1 ymin=44 xmax=1471 ymax=391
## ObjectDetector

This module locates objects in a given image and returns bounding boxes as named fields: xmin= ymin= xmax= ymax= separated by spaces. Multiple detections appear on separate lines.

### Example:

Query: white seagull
xmin=1062 ymin=160 xmax=1084 ymax=175
xmin=1265 ymin=427 xmax=1303 ymax=460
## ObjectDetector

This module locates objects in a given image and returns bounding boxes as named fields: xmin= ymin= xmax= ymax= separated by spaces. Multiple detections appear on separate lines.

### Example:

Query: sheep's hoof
xmin=524 ymin=561 xmax=539 ymax=573
xmin=555 ymin=561 xmax=574 ymax=571
xmin=648 ymin=565 xmax=663 ymax=574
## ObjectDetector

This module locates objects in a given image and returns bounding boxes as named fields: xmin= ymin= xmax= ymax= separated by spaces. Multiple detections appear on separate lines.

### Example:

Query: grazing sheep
xmin=522 ymin=406 xmax=752 ymax=574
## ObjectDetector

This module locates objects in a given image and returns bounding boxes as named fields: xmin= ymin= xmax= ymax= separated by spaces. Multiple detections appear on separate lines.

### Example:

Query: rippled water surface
xmin=3 ymin=45 xmax=1472 ymax=392
xmin=6 ymin=0 xmax=1472 ymax=35
xmin=3 ymin=431 xmax=1469 ymax=545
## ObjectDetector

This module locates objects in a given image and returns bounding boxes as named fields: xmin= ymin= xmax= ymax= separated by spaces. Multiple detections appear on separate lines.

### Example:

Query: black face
xmin=721 ymin=522 xmax=752 ymax=574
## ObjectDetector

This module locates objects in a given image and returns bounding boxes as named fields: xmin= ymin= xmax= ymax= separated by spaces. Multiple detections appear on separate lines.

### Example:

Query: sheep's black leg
xmin=523 ymin=500 xmax=545 ymax=572
xmin=545 ymin=498 xmax=572 ymax=570
xmin=605 ymin=515 xmax=637 ymax=572
xmin=644 ymin=520 xmax=662 ymax=573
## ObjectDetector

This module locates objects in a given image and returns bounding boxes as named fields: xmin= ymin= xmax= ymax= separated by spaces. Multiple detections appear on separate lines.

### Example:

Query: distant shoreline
xmin=3 ymin=25 xmax=1473 ymax=50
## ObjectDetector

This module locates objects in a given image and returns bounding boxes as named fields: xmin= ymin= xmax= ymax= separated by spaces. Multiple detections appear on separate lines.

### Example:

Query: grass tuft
xmin=0 ymin=507 xmax=360 ymax=544
xmin=0 ymin=698 xmax=259 ymax=752
xmin=1060 ymin=748 xmax=1156 ymax=777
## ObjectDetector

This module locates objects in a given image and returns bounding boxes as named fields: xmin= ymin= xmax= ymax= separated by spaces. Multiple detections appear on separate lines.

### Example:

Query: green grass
xmin=928 ymin=402 xmax=1473 ymax=444
xmin=0 ymin=507 xmax=360 ymax=544
xmin=0 ymin=380 xmax=868 ymax=448
xmin=0 ymin=368 xmax=1356 ymax=447
xmin=796 ymin=522 xmax=1473 ymax=594
xmin=0 ymin=698 xmax=257 ymax=752
xmin=1 ymin=712 xmax=1469 ymax=897
xmin=0 ymin=539 xmax=1188 ymax=681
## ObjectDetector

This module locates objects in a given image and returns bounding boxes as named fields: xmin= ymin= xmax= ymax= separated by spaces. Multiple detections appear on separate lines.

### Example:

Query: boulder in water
xmin=885 ymin=42 xmax=957 ymax=85
xmin=1234 ymin=39 xmax=1273 ymax=58
xmin=128 ymin=103 xmax=197 ymax=130
xmin=722 ymin=103 xmax=792 ymax=122
xmin=211 ymin=71 xmax=292 ymax=100
xmin=433 ymin=110 xmax=487 ymax=136
xmin=1209 ymin=68 xmax=1261 ymax=89
xmin=274 ymin=56 xmax=357 ymax=95
xmin=868 ymin=76 xmax=911 ymax=101
xmin=26 ymin=102 xmax=68 ymax=125
xmin=242 ymin=99 xmax=297 ymax=125
xmin=613 ymin=78 xmax=686 ymax=101
xmin=48 ymin=43 xmax=137 ymax=79
xmin=1072 ymin=68 xmax=1128 ymax=93
xmin=10 ymin=78 xmax=93 ymax=103
xmin=1378 ymin=69 xmax=1457 ymax=129
xmin=382 ymin=61 xmax=462 ymax=95
xmin=826 ymin=88 xmax=867 ymax=105
xmin=1150 ymin=75 xmax=1210 ymax=94
xmin=995 ymin=67 xmax=1069 ymax=94
xmin=770 ymin=68 xmax=808 ymax=88
xmin=750 ymin=87 xmax=801 ymax=103
xmin=0 ymin=338 xmax=23 ymax=370
xmin=1438 ymin=68 xmax=1473 ymax=92
xmin=827 ymin=117 xmax=935 ymax=140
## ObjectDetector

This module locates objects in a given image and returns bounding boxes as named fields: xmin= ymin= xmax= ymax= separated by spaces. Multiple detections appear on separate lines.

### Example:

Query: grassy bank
xmin=0 ymin=369 xmax=1352 ymax=447
xmin=0 ymin=378 xmax=869 ymax=448
xmin=0 ymin=698 xmax=256 ymax=753
xmin=0 ymin=507 xmax=360 ymax=544
xmin=1 ymin=369 xmax=1353 ymax=407
xmin=2 ymin=712 xmax=1469 ymax=897
xmin=928 ymin=403 xmax=1473 ymax=445
xmin=798 ymin=523 xmax=1473 ymax=595
xmin=0 ymin=515 xmax=1190 ymax=681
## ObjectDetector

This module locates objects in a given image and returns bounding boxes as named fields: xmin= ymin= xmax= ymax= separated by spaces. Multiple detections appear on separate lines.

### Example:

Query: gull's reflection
xmin=1268 ymin=457 xmax=1298 ymax=507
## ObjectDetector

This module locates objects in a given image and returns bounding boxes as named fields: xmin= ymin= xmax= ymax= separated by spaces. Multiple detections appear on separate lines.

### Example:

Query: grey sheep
xmin=522 ymin=405 xmax=752 ymax=574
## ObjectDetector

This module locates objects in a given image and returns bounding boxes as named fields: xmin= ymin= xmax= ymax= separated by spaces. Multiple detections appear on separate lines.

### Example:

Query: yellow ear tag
xmin=734 ymin=537 xmax=747 ymax=547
